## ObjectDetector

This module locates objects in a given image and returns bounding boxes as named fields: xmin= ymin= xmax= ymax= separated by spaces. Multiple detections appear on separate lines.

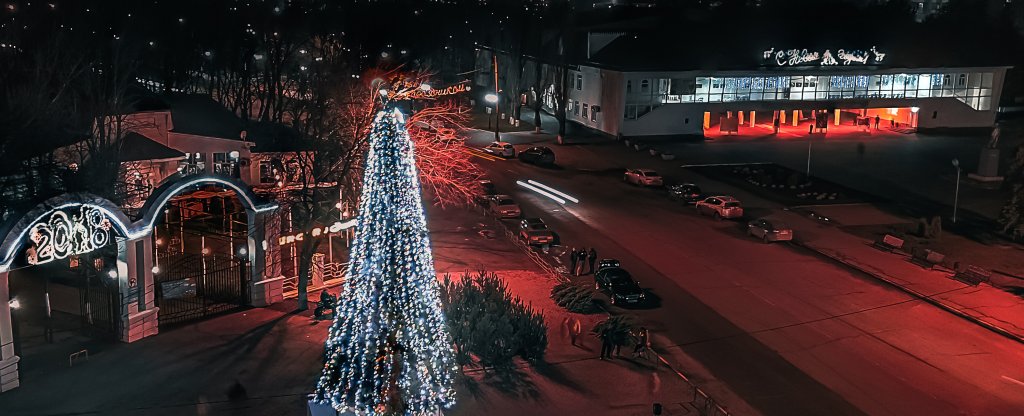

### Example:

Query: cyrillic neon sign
xmin=28 ymin=206 xmax=113 ymax=265
xmin=408 ymin=83 xmax=471 ymax=99
xmin=763 ymin=46 xmax=886 ymax=67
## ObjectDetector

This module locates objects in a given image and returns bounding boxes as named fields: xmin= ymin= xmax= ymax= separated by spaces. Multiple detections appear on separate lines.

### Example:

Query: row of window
xmin=567 ymin=100 xmax=598 ymax=122
xmin=622 ymin=72 xmax=996 ymax=119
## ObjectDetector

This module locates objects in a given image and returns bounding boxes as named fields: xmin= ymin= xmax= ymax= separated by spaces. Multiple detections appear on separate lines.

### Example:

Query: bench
xmin=872 ymin=234 xmax=904 ymax=252
xmin=909 ymin=247 xmax=946 ymax=269
xmin=954 ymin=265 xmax=991 ymax=286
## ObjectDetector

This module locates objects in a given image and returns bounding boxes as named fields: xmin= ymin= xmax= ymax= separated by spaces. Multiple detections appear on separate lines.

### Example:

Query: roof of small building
xmin=118 ymin=132 xmax=184 ymax=162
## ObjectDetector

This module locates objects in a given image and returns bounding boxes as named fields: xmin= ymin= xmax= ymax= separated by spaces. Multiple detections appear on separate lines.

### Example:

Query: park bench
xmin=871 ymin=234 xmax=904 ymax=253
xmin=909 ymin=247 xmax=946 ymax=269
xmin=954 ymin=265 xmax=991 ymax=286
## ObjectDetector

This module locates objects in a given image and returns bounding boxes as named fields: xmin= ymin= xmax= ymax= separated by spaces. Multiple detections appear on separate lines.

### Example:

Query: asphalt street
xmin=464 ymin=129 xmax=1024 ymax=416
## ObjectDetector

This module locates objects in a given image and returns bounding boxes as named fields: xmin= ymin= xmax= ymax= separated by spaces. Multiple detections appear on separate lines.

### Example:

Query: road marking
xmin=1002 ymin=375 xmax=1024 ymax=387
xmin=462 ymin=148 xmax=502 ymax=161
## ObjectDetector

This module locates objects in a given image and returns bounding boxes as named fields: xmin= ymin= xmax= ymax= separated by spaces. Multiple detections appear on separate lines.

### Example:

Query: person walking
xmin=874 ymin=115 xmax=880 ymax=130
xmin=890 ymin=118 xmax=895 ymax=128
xmin=569 ymin=247 xmax=579 ymax=274
xmin=633 ymin=327 xmax=650 ymax=359
xmin=561 ymin=317 xmax=570 ymax=343
xmin=773 ymin=117 xmax=780 ymax=134
xmin=600 ymin=331 xmax=614 ymax=360
xmin=570 ymin=318 xmax=582 ymax=346
xmin=576 ymin=249 xmax=587 ymax=276
xmin=588 ymin=247 xmax=598 ymax=274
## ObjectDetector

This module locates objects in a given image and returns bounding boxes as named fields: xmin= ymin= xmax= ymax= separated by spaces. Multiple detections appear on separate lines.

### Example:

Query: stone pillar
xmin=791 ymin=110 xmax=799 ymax=127
xmin=702 ymin=112 xmax=711 ymax=129
xmin=0 ymin=271 xmax=20 ymax=392
xmin=119 ymin=237 xmax=159 ymax=343
xmin=834 ymin=109 xmax=841 ymax=126
xmin=779 ymin=110 xmax=786 ymax=124
xmin=749 ymin=111 xmax=756 ymax=127
xmin=738 ymin=111 xmax=744 ymax=125
xmin=248 ymin=210 xmax=284 ymax=307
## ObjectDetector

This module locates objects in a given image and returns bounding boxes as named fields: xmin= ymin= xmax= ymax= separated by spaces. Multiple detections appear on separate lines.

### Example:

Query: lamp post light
xmin=952 ymin=158 xmax=961 ymax=224
xmin=484 ymin=93 xmax=500 ymax=140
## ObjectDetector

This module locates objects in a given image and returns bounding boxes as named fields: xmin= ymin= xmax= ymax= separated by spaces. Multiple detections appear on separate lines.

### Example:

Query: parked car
xmin=437 ymin=127 xmax=460 ymax=144
xmin=623 ymin=169 xmax=664 ymax=187
xmin=668 ymin=183 xmax=704 ymax=204
xmin=594 ymin=267 xmax=645 ymax=306
xmin=695 ymin=196 xmax=744 ymax=220
xmin=596 ymin=258 xmax=621 ymax=272
xmin=475 ymin=180 xmax=498 ymax=205
xmin=747 ymin=218 xmax=794 ymax=243
xmin=483 ymin=141 xmax=516 ymax=158
xmin=487 ymin=195 xmax=521 ymax=218
xmin=518 ymin=218 xmax=556 ymax=246
xmin=518 ymin=146 xmax=555 ymax=165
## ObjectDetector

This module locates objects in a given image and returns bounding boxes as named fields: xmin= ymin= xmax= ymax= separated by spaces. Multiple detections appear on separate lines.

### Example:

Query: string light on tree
xmin=314 ymin=102 xmax=457 ymax=415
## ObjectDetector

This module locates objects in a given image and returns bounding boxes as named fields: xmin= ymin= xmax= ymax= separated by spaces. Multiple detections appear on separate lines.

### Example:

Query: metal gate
xmin=154 ymin=253 xmax=250 ymax=326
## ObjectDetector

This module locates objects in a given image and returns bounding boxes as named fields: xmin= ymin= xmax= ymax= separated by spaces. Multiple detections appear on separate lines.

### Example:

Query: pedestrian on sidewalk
xmin=890 ymin=118 xmax=895 ymax=128
xmin=570 ymin=318 xmax=582 ymax=346
xmin=561 ymin=317 xmax=570 ymax=343
xmin=773 ymin=117 xmax=780 ymax=134
xmin=588 ymin=248 xmax=598 ymax=274
xmin=874 ymin=115 xmax=880 ymax=129
xmin=576 ymin=249 xmax=588 ymax=276
xmin=808 ymin=122 xmax=813 ymax=134
xmin=569 ymin=247 xmax=579 ymax=274
xmin=600 ymin=332 xmax=614 ymax=360
xmin=633 ymin=326 xmax=650 ymax=358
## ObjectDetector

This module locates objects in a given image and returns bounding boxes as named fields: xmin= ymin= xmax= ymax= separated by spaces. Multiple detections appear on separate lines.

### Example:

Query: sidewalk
xmin=776 ymin=206 xmax=1024 ymax=344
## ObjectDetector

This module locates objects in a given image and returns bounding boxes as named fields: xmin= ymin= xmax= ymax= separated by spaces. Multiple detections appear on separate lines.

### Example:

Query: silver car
xmin=483 ymin=141 xmax=516 ymax=158
xmin=747 ymin=218 xmax=793 ymax=243
xmin=488 ymin=195 xmax=522 ymax=218
xmin=624 ymin=169 xmax=663 ymax=187
xmin=695 ymin=196 xmax=744 ymax=220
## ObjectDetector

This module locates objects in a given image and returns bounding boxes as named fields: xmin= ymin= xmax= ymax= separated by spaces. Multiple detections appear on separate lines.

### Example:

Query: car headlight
xmin=639 ymin=293 xmax=645 ymax=299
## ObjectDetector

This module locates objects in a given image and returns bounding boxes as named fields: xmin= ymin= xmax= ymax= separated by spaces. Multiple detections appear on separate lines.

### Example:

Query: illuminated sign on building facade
xmin=763 ymin=46 xmax=886 ymax=67
xmin=27 ymin=206 xmax=113 ymax=265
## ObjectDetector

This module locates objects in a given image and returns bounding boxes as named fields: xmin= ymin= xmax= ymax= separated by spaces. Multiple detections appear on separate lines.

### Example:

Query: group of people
xmin=599 ymin=326 xmax=651 ymax=361
xmin=568 ymin=247 xmax=598 ymax=276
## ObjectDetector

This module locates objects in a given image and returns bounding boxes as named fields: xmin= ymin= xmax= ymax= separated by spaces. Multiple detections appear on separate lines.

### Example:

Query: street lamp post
xmin=492 ymin=54 xmax=501 ymax=141
xmin=806 ymin=137 xmax=813 ymax=178
xmin=484 ymin=93 xmax=499 ymax=140
xmin=952 ymin=158 xmax=961 ymax=223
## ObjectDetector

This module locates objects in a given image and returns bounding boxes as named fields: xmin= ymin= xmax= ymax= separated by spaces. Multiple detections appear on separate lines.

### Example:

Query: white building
xmin=487 ymin=31 xmax=1011 ymax=139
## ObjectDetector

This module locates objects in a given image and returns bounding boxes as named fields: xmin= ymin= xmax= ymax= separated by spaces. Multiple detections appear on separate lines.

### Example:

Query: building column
xmin=248 ymin=210 xmax=283 ymax=307
xmin=119 ymin=237 xmax=158 ymax=343
xmin=738 ymin=111 xmax=744 ymax=125
xmin=749 ymin=111 xmax=756 ymax=127
xmin=834 ymin=109 xmax=841 ymax=126
xmin=702 ymin=112 xmax=711 ymax=130
xmin=0 ymin=270 xmax=20 ymax=393
xmin=779 ymin=110 xmax=786 ymax=124
xmin=791 ymin=110 xmax=799 ymax=127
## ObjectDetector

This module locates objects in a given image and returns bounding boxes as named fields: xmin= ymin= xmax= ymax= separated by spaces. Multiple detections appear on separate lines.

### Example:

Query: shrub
xmin=440 ymin=271 xmax=548 ymax=370
xmin=550 ymin=281 xmax=595 ymax=313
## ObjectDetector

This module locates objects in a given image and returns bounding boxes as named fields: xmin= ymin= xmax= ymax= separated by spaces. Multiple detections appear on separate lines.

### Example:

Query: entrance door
xmin=154 ymin=253 xmax=249 ymax=327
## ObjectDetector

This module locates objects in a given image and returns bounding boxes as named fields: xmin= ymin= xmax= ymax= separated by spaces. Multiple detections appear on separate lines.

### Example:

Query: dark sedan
xmin=668 ymin=183 xmax=704 ymax=204
xmin=594 ymin=267 xmax=645 ymax=306
xmin=518 ymin=146 xmax=555 ymax=165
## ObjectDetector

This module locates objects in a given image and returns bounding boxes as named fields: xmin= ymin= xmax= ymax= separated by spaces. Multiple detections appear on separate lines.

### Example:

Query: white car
xmin=747 ymin=218 xmax=793 ymax=243
xmin=695 ymin=196 xmax=744 ymax=220
xmin=483 ymin=141 xmax=516 ymax=158
xmin=437 ymin=127 xmax=460 ymax=144
xmin=488 ymin=195 xmax=522 ymax=218
xmin=624 ymin=169 xmax=663 ymax=187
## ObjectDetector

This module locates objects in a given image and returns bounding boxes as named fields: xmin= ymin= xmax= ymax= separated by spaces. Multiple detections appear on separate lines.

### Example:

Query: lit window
xmin=641 ymin=79 xmax=649 ymax=93
xmin=573 ymin=101 xmax=580 ymax=116
xmin=582 ymin=103 xmax=589 ymax=118
xmin=576 ymin=74 xmax=582 ymax=90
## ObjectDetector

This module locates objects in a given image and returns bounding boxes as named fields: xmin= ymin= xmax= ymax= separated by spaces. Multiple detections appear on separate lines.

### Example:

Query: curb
xmin=793 ymin=240 xmax=1024 ymax=346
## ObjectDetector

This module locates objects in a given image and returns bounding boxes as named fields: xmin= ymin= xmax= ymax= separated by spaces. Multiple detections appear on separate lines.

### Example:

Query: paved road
xmin=466 ymin=129 xmax=1024 ymax=416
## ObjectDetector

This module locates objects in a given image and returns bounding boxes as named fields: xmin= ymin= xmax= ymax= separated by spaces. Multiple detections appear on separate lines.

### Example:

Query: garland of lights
xmin=314 ymin=104 xmax=457 ymax=415
xmin=28 ymin=206 xmax=112 ymax=265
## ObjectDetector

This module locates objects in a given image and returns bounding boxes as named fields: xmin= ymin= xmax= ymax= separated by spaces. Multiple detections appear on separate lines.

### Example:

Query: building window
xmin=640 ymin=79 xmax=650 ymax=93
xmin=582 ymin=103 xmax=589 ymax=118
xmin=576 ymin=74 xmax=583 ymax=90
xmin=574 ymin=100 xmax=580 ymax=116
xmin=212 ymin=152 xmax=235 ymax=176
xmin=957 ymin=73 xmax=966 ymax=87
xmin=259 ymin=160 xmax=274 ymax=183
xmin=590 ymin=107 xmax=597 ymax=122
xmin=567 ymin=100 xmax=573 ymax=112
xmin=626 ymin=80 xmax=632 ymax=94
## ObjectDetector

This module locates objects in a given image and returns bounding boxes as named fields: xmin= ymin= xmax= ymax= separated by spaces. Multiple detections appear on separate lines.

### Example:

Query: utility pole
xmin=493 ymin=54 xmax=500 ymax=141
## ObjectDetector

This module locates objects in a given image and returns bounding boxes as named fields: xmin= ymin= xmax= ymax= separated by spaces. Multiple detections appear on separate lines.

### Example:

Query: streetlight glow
xmin=484 ymin=93 xmax=498 ymax=104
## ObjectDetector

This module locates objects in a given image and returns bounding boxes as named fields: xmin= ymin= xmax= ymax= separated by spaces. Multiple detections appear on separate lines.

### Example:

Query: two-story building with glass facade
xmin=546 ymin=31 xmax=1010 ymax=138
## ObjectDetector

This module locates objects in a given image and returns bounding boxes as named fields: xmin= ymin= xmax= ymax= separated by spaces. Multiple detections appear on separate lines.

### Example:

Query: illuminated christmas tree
xmin=314 ymin=103 xmax=457 ymax=415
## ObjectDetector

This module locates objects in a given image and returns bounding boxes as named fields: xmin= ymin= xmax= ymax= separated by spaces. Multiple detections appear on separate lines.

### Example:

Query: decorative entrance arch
xmin=0 ymin=174 xmax=280 ymax=393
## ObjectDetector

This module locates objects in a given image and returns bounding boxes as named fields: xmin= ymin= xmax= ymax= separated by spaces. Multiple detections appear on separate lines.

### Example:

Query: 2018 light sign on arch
xmin=27 ymin=206 xmax=113 ymax=265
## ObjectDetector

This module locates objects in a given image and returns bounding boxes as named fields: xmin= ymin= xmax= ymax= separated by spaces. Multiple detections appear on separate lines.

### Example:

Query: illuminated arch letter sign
xmin=763 ymin=46 xmax=886 ymax=66
xmin=27 ymin=206 xmax=113 ymax=265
